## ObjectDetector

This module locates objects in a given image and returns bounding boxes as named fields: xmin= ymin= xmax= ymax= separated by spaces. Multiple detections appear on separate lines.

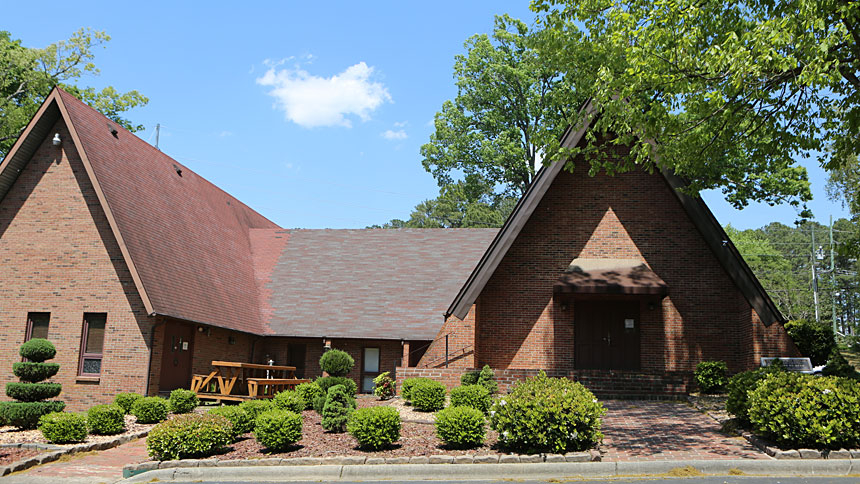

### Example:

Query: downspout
xmin=145 ymin=315 xmax=167 ymax=396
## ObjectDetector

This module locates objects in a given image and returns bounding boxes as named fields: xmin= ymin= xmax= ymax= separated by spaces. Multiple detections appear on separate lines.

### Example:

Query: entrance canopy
xmin=554 ymin=258 xmax=668 ymax=296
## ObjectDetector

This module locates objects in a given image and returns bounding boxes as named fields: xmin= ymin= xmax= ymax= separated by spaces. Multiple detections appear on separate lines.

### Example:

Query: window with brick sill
xmin=23 ymin=312 xmax=51 ymax=362
xmin=79 ymin=313 xmax=106 ymax=377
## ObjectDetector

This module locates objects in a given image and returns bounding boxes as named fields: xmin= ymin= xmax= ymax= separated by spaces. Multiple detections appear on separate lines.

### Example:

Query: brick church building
xmin=0 ymin=89 xmax=798 ymax=409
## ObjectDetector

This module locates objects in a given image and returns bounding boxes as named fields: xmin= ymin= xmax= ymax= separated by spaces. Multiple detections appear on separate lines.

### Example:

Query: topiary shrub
xmin=239 ymin=399 xmax=274 ymax=421
xmin=321 ymin=384 xmax=353 ymax=432
xmin=400 ymin=377 xmax=433 ymax=401
xmin=460 ymin=366 xmax=497 ymax=394
xmin=147 ymin=413 xmax=233 ymax=460
xmin=410 ymin=379 xmax=446 ymax=412
xmin=372 ymin=372 xmax=395 ymax=400
xmin=208 ymin=405 xmax=253 ymax=440
xmin=39 ymin=412 xmax=88 ymax=444
xmin=347 ymin=406 xmax=400 ymax=450
xmin=748 ymin=372 xmax=860 ymax=449
xmin=316 ymin=376 xmax=357 ymax=397
xmin=313 ymin=394 xmax=327 ymax=415
xmin=295 ymin=382 xmax=324 ymax=410
xmin=0 ymin=339 xmax=64 ymax=429
xmin=168 ymin=389 xmax=199 ymax=414
xmin=87 ymin=404 xmax=125 ymax=435
xmin=254 ymin=409 xmax=302 ymax=451
xmin=114 ymin=392 xmax=143 ymax=414
xmin=449 ymin=385 xmax=492 ymax=414
xmin=435 ymin=406 xmax=486 ymax=449
xmin=695 ymin=361 xmax=728 ymax=394
xmin=490 ymin=371 xmax=605 ymax=454
xmin=273 ymin=390 xmax=305 ymax=413
xmin=785 ymin=319 xmax=836 ymax=366
xmin=319 ymin=349 xmax=354 ymax=377
xmin=132 ymin=397 xmax=169 ymax=424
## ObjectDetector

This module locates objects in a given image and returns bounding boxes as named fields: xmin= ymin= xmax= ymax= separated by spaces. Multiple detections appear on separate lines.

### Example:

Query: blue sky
xmin=8 ymin=1 xmax=849 ymax=230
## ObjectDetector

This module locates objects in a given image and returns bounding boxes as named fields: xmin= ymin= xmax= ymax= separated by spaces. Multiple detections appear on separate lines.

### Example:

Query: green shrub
xmin=785 ymin=319 xmax=836 ymax=366
xmin=239 ymin=399 xmax=274 ymax=421
xmin=400 ymin=377 xmax=433 ymax=401
xmin=254 ymin=410 xmax=302 ymax=451
xmin=0 ymin=401 xmax=65 ymax=430
xmin=347 ymin=406 xmax=400 ymax=450
xmin=435 ymin=406 xmax=486 ymax=449
xmin=168 ymin=389 xmax=198 ymax=414
xmin=748 ymin=372 xmax=860 ymax=449
xmin=132 ymin=397 xmax=169 ymax=424
xmin=695 ymin=361 xmax=728 ymax=394
xmin=461 ymin=371 xmax=479 ymax=386
xmin=273 ymin=390 xmax=305 ymax=413
xmin=19 ymin=338 xmax=56 ymax=362
xmin=6 ymin=382 xmax=62 ymax=402
xmin=319 ymin=349 xmax=354 ymax=377
xmin=114 ymin=392 xmax=143 ymax=414
xmin=725 ymin=364 xmax=785 ymax=425
xmin=449 ymin=385 xmax=492 ymax=414
xmin=147 ymin=413 xmax=233 ymax=460
xmin=372 ymin=372 xmax=395 ymax=400
xmin=321 ymin=385 xmax=352 ymax=432
xmin=477 ymin=365 xmax=498 ymax=394
xmin=313 ymin=394 xmax=327 ymax=415
xmin=295 ymin=382 xmax=323 ymax=410
xmin=316 ymin=376 xmax=357 ymax=397
xmin=87 ymin=404 xmax=125 ymax=435
xmin=208 ymin=405 xmax=253 ymax=440
xmin=12 ymin=362 xmax=59 ymax=383
xmin=490 ymin=371 xmax=605 ymax=454
xmin=822 ymin=348 xmax=860 ymax=379
xmin=410 ymin=379 xmax=446 ymax=412
xmin=39 ymin=412 xmax=88 ymax=444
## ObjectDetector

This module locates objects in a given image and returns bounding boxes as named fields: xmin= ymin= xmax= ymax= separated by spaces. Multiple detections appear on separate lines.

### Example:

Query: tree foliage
xmin=1 ymin=28 xmax=147 ymax=159
xmin=826 ymin=159 xmax=860 ymax=258
xmin=531 ymin=0 xmax=860 ymax=209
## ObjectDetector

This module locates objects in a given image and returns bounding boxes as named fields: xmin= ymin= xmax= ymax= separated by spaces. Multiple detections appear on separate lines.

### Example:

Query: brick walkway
xmin=599 ymin=400 xmax=769 ymax=461
xmin=12 ymin=437 xmax=148 ymax=483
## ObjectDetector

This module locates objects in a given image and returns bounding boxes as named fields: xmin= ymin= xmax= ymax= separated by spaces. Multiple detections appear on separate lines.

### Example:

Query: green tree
xmin=826 ymin=159 xmax=860 ymax=258
xmin=531 ymin=0 xmax=860 ymax=208
xmin=420 ymin=14 xmax=573 ymax=200
xmin=1 ymin=28 xmax=147 ymax=159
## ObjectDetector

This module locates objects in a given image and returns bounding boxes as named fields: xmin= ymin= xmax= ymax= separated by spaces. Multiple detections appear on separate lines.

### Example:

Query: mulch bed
xmin=0 ymin=415 xmax=155 ymax=447
xmin=0 ymin=448 xmax=44 ymax=466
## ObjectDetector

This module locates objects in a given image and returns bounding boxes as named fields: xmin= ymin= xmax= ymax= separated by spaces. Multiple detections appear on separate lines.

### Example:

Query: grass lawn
xmin=840 ymin=343 xmax=860 ymax=368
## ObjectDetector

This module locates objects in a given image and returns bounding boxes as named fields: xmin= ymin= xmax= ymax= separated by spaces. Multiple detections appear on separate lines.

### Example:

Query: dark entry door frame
xmin=574 ymin=299 xmax=641 ymax=370
xmin=159 ymin=323 xmax=195 ymax=391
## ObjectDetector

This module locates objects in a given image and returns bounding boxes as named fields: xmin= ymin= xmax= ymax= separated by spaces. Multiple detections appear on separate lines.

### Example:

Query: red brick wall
xmin=418 ymin=305 xmax=476 ymax=369
xmin=0 ymin=120 xmax=154 ymax=410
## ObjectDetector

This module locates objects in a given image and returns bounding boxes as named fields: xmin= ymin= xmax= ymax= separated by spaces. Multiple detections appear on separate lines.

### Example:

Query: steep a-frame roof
xmin=446 ymin=101 xmax=785 ymax=326
xmin=0 ymin=88 xmax=278 ymax=334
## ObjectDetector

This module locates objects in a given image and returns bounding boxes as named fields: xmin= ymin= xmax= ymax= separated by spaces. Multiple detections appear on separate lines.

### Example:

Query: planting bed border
xmin=0 ymin=429 xmax=149 ymax=476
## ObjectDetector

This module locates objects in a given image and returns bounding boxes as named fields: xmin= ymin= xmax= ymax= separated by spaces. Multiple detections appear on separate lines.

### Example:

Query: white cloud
xmin=256 ymin=62 xmax=392 ymax=128
xmin=393 ymin=121 xmax=408 ymax=128
xmin=219 ymin=130 xmax=233 ymax=137
xmin=381 ymin=129 xmax=407 ymax=140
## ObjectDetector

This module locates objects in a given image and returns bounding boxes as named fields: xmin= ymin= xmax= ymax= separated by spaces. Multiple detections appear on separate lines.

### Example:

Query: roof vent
xmin=172 ymin=164 xmax=183 ymax=177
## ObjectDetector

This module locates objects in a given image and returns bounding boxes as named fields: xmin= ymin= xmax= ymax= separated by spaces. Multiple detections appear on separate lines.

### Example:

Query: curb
xmin=121 ymin=459 xmax=860 ymax=482
xmin=0 ymin=430 xmax=149 ymax=476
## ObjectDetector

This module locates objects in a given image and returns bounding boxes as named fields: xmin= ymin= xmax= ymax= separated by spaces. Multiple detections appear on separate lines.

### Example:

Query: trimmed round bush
xmin=490 ymin=372 xmax=605 ymax=454
xmin=147 ymin=414 xmax=233 ymax=460
xmin=208 ymin=405 xmax=253 ymax=440
xmin=114 ymin=392 xmax=143 ymax=414
xmin=410 ymin=379 xmax=446 ymax=412
xmin=254 ymin=410 xmax=302 ymax=451
xmin=19 ymin=338 xmax=56 ymax=362
xmin=316 ymin=376 xmax=357 ymax=397
xmin=401 ymin=377 xmax=433 ymax=401
xmin=168 ymin=389 xmax=199 ymax=414
xmin=295 ymin=382 xmax=323 ymax=410
xmin=321 ymin=385 xmax=352 ymax=432
xmin=88 ymin=404 xmax=125 ymax=435
xmin=6 ymin=382 xmax=61 ymax=402
xmin=0 ymin=401 xmax=65 ymax=429
xmin=39 ymin=412 xmax=88 ymax=444
xmin=319 ymin=349 xmax=354 ymax=377
xmin=12 ymin=362 xmax=59 ymax=383
xmin=132 ymin=397 xmax=169 ymax=424
xmin=435 ymin=406 xmax=486 ymax=449
xmin=748 ymin=372 xmax=860 ymax=449
xmin=273 ymin=390 xmax=305 ymax=413
xmin=449 ymin=385 xmax=492 ymax=414
xmin=347 ymin=406 xmax=401 ymax=450
xmin=695 ymin=361 xmax=728 ymax=394
xmin=239 ymin=399 xmax=274 ymax=421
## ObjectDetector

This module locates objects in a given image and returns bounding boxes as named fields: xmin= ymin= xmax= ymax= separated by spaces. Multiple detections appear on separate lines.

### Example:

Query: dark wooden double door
xmin=574 ymin=301 xmax=640 ymax=370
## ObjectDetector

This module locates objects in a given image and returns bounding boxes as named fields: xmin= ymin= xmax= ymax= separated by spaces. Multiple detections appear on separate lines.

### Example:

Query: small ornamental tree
xmin=319 ymin=349 xmax=354 ymax=377
xmin=0 ymin=339 xmax=65 ymax=429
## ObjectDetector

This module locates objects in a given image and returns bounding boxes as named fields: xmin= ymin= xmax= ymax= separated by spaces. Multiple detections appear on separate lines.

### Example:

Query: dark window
xmin=79 ymin=313 xmax=106 ymax=376
xmin=25 ymin=313 xmax=50 ymax=341
xmin=361 ymin=347 xmax=380 ymax=393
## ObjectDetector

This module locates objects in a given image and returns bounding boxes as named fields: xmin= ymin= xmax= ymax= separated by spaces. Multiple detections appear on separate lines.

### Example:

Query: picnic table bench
xmin=191 ymin=360 xmax=310 ymax=401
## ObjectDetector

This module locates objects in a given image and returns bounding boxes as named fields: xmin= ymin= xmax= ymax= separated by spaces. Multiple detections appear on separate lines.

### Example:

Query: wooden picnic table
xmin=191 ymin=360 xmax=310 ymax=401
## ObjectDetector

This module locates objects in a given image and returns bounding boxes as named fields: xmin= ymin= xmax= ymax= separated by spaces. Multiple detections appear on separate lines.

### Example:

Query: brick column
xmin=401 ymin=341 xmax=410 ymax=367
